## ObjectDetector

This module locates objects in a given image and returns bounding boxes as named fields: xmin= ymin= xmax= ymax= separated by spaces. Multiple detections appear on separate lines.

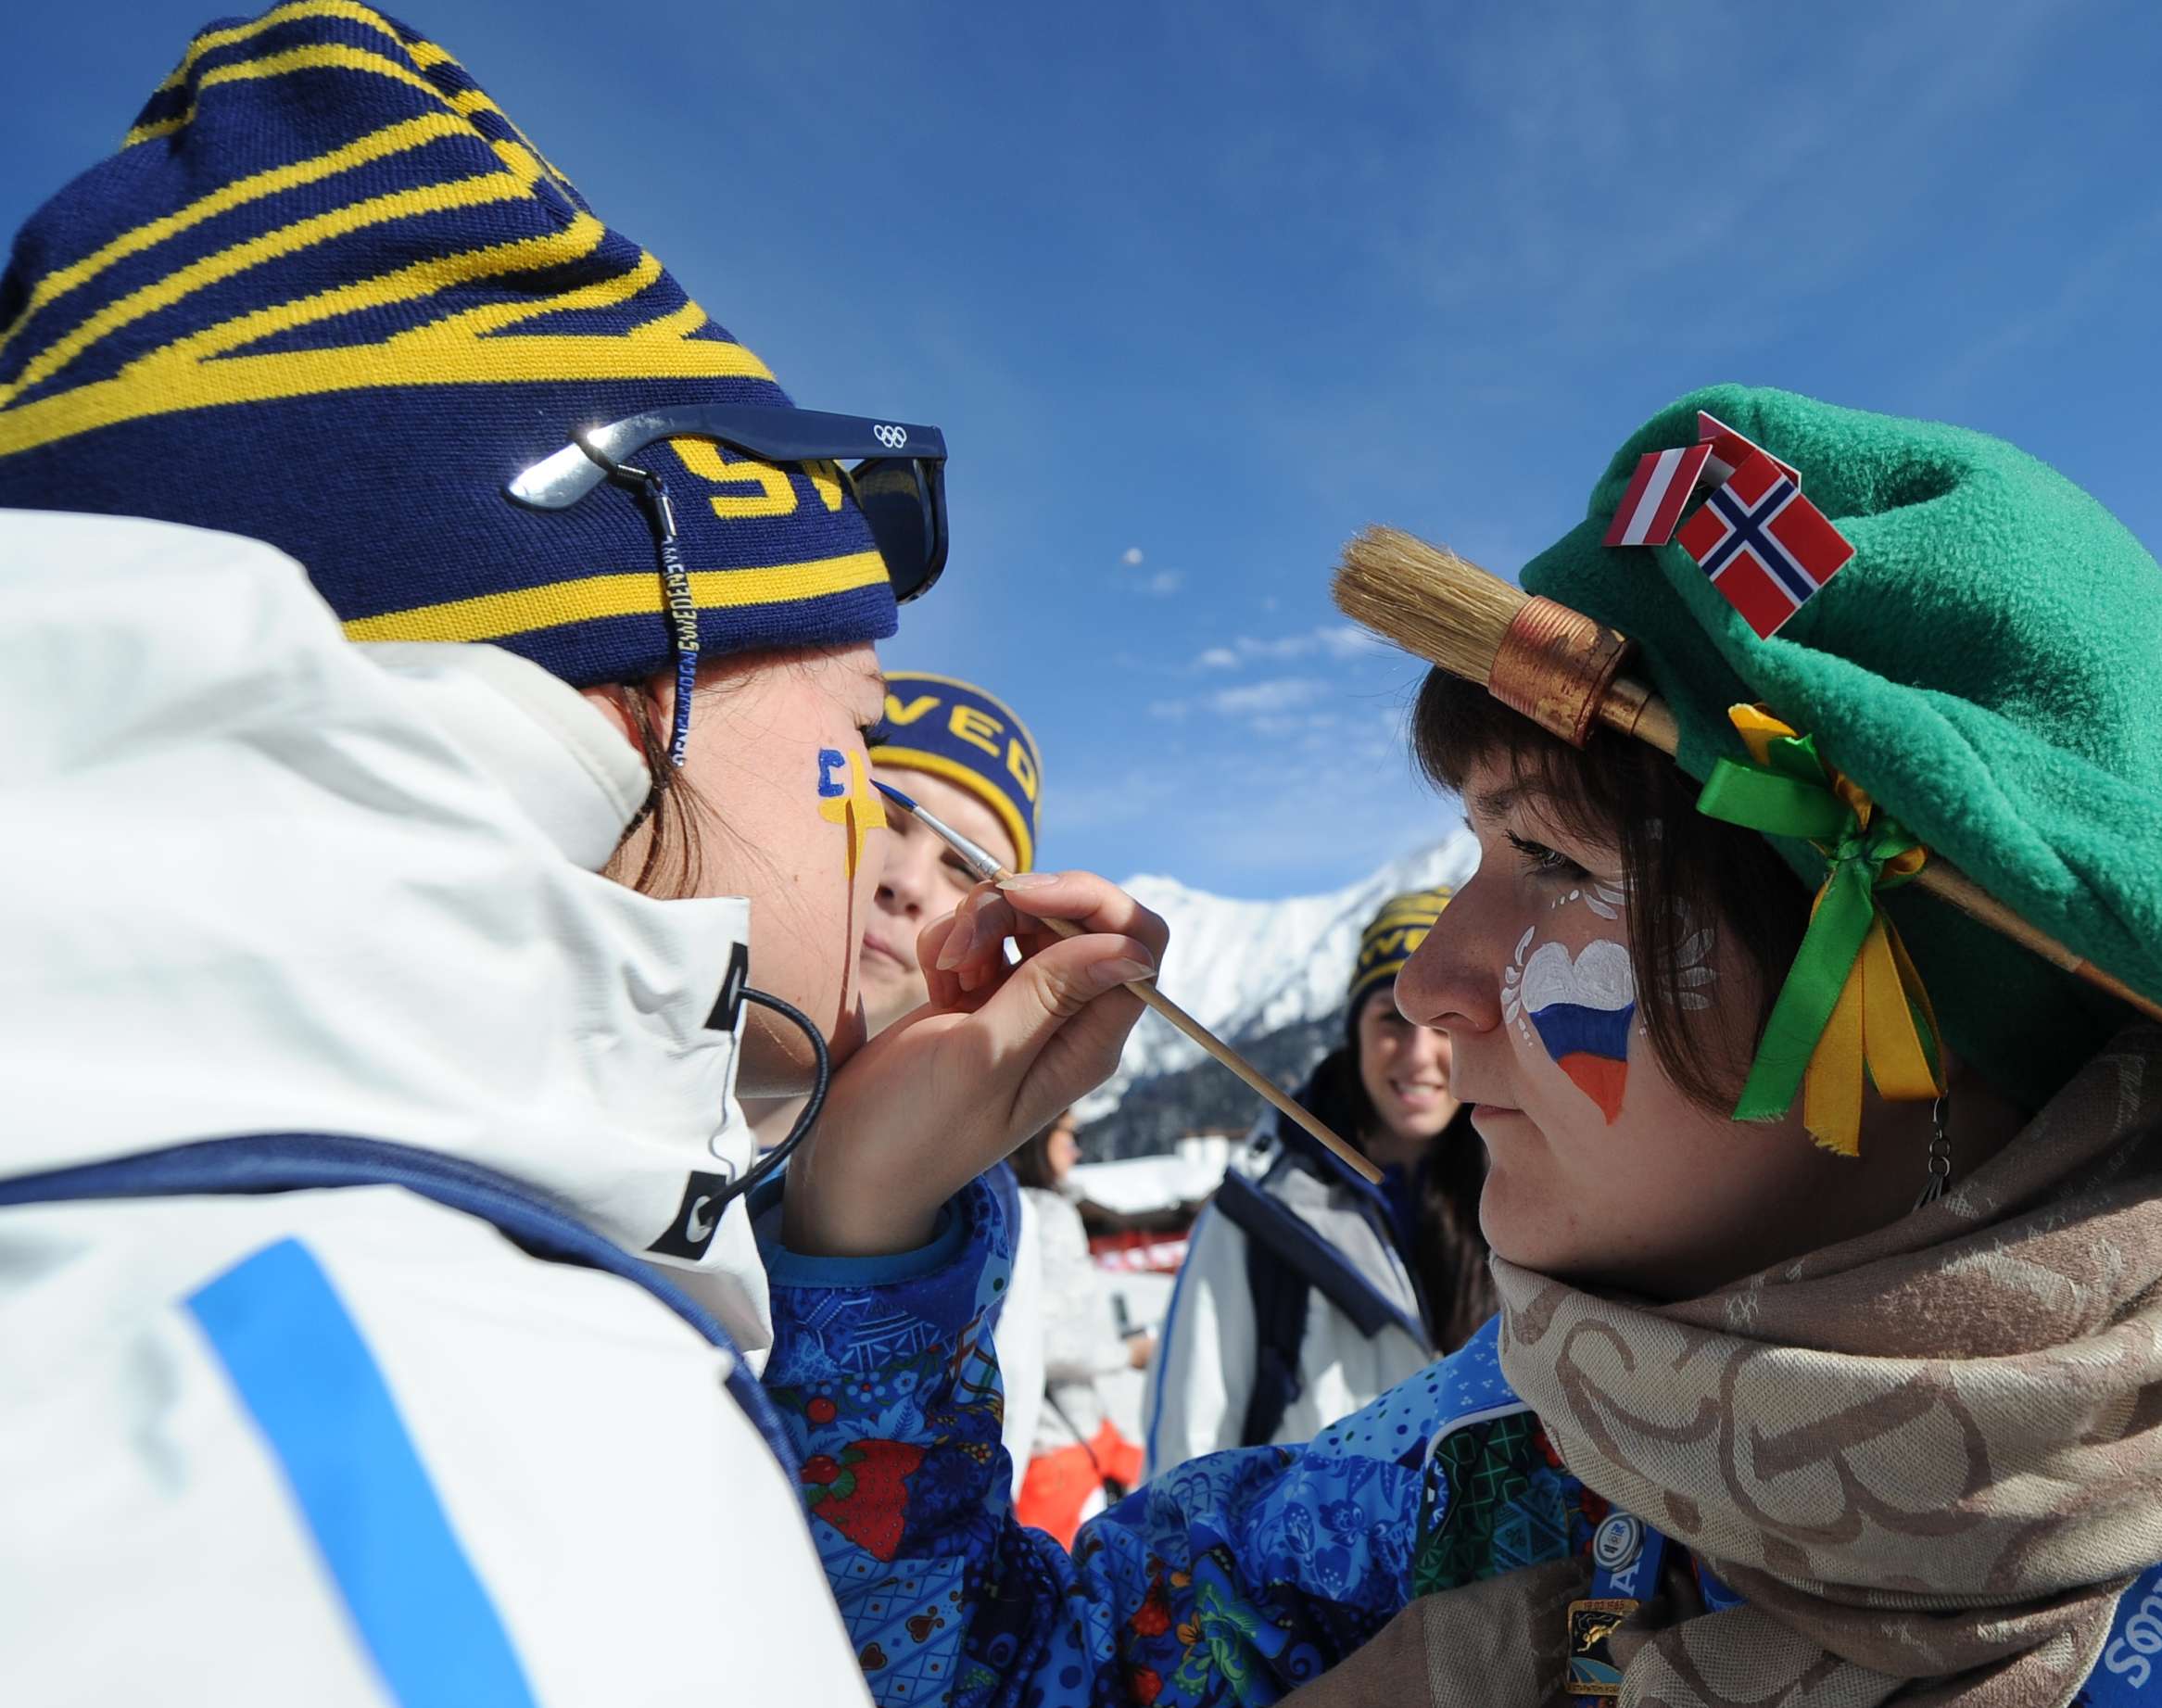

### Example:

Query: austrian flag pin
xmin=1603 ymin=443 xmax=1713 ymax=547
xmin=1675 ymin=450 xmax=1854 ymax=639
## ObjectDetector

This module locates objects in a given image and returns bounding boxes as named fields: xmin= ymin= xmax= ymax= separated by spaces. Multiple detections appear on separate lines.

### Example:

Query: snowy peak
xmin=1078 ymin=828 xmax=1481 ymax=1119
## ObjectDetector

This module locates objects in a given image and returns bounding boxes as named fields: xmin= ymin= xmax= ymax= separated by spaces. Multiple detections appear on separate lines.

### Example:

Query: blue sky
xmin=6 ymin=1 xmax=2159 ymax=896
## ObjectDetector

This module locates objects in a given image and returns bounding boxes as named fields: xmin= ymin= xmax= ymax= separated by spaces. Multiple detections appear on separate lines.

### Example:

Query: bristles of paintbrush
xmin=1333 ymin=525 xmax=1525 ymax=686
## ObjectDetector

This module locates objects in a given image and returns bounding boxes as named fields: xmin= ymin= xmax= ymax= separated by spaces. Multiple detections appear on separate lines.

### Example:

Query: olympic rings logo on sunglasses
xmin=506 ymin=402 xmax=949 ymax=604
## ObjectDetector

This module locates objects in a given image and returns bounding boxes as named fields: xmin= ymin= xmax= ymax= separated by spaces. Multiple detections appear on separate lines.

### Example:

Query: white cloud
xmin=1189 ymin=624 xmax=1380 ymax=669
xmin=1207 ymin=677 xmax=1326 ymax=717
xmin=1253 ymin=709 xmax=1341 ymax=739
xmin=1146 ymin=698 xmax=1190 ymax=721
xmin=1315 ymin=625 xmax=1381 ymax=659
xmin=1143 ymin=570 xmax=1183 ymax=597
xmin=1121 ymin=546 xmax=1144 ymax=566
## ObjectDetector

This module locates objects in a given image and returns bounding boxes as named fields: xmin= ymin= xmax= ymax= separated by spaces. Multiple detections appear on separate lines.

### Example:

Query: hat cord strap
xmin=602 ymin=462 xmax=700 ymax=767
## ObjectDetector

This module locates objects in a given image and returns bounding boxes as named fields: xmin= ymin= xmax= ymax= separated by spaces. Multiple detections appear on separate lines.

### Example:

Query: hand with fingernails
xmin=780 ymin=870 xmax=1167 ymax=1257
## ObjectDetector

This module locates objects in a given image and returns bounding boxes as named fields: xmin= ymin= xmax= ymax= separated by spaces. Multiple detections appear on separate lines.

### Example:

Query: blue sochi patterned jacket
xmin=760 ymin=1170 xmax=2162 ymax=1707
xmin=755 ymin=1172 xmax=1599 ymax=1707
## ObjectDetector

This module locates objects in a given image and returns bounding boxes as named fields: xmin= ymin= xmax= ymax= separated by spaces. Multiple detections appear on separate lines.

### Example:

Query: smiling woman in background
xmin=1144 ymin=889 xmax=1494 ymax=1474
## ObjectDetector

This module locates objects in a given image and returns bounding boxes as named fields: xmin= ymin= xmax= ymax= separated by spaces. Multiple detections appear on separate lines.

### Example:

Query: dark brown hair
xmin=609 ymin=683 xmax=710 ymax=899
xmin=1010 ymin=1110 xmax=1079 ymax=1192
xmin=1410 ymin=668 xmax=1812 ymax=1114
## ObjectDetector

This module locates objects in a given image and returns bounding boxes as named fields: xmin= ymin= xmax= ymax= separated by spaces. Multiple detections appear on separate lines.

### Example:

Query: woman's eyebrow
xmin=1469 ymin=781 xmax=1522 ymax=822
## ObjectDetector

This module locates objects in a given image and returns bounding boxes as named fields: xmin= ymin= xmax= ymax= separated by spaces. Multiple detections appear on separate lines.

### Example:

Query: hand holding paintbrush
xmin=876 ymin=781 xmax=1384 ymax=1184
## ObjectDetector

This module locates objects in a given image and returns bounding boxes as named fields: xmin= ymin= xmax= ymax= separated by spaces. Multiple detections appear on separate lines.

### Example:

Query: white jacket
xmin=1142 ymin=1127 xmax=1432 ymax=1475
xmin=1021 ymin=1184 xmax=1132 ymax=1459
xmin=0 ymin=512 xmax=873 ymax=1706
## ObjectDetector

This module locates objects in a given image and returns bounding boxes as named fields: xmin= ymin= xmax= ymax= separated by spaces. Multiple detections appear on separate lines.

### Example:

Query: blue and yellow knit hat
xmin=869 ymin=673 xmax=1043 ymax=870
xmin=1349 ymin=888 xmax=1452 ymax=1009
xmin=0 ymin=4 xmax=898 ymax=691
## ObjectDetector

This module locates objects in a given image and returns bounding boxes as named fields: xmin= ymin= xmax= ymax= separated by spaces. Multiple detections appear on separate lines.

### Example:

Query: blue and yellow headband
xmin=870 ymin=673 xmax=1043 ymax=871
xmin=1349 ymin=888 xmax=1452 ymax=1009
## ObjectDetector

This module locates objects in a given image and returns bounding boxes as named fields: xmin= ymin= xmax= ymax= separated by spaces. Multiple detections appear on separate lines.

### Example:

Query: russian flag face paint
xmin=1506 ymin=935 xmax=1638 ymax=1124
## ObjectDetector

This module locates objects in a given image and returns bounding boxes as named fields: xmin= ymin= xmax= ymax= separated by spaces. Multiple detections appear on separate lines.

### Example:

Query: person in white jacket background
xmin=0 ymin=10 xmax=1163 ymax=1704
xmin=1143 ymin=890 xmax=1495 ymax=1474
xmin=1006 ymin=1108 xmax=1154 ymax=1546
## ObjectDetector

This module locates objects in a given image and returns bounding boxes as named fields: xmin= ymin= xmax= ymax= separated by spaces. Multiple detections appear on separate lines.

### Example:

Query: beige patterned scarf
xmin=1290 ymin=1031 xmax=2162 ymax=1708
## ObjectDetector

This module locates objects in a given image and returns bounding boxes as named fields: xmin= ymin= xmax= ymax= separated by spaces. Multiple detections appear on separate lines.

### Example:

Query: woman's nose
xmin=876 ymin=836 xmax=936 ymax=915
xmin=1395 ymin=882 xmax=1506 ymax=1037
xmin=1401 ymin=1018 xmax=1451 ymax=1075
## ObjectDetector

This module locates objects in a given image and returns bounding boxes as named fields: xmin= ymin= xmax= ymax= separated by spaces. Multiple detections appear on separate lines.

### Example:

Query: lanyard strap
xmin=1568 ymin=1511 xmax=1672 ymax=1699
xmin=1567 ymin=1506 xmax=2162 ymax=1703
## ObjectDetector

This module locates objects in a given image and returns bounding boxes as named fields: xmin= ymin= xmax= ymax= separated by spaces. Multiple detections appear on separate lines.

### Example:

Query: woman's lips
xmin=858 ymin=930 xmax=911 ymax=973
xmin=1468 ymin=1103 xmax=1532 ymax=1138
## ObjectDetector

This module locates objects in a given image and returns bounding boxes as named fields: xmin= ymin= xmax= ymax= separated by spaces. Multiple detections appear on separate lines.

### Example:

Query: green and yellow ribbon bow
xmin=1694 ymin=705 xmax=1944 ymax=1156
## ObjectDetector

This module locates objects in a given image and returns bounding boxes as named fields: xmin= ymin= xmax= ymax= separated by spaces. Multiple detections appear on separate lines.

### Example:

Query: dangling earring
xmin=1913 ymin=1092 xmax=1953 ymax=1210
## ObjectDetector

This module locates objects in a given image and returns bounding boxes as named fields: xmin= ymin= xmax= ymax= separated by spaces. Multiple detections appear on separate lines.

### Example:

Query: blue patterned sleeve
xmin=758 ymin=1175 xmax=1512 ymax=1708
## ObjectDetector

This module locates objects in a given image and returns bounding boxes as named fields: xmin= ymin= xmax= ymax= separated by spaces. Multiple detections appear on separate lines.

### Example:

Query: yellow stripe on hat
xmin=340 ymin=550 xmax=890 ymax=644
xmin=0 ymin=112 xmax=471 ymax=370
xmin=128 ymin=22 xmax=539 ymax=152
xmin=869 ymin=745 xmax=1036 ymax=873
xmin=0 ymin=144 xmax=546 ymax=408
xmin=879 ymin=669 xmax=1046 ymax=768
xmin=1349 ymin=887 xmax=1453 ymax=1007
xmin=0 ymin=223 xmax=765 ymax=459
xmin=145 ymin=0 xmax=407 ymax=95
xmin=128 ymin=42 xmax=454 ymax=146
xmin=396 ymin=31 xmax=577 ymax=191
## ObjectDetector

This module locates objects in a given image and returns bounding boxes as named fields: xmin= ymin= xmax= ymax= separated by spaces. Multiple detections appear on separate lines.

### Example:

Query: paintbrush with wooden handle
xmin=874 ymin=779 xmax=1383 ymax=1184
xmin=1333 ymin=524 xmax=2162 ymax=1024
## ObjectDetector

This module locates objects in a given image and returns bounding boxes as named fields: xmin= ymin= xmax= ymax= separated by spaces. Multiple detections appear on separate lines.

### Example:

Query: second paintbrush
xmin=872 ymin=779 xmax=1382 ymax=1185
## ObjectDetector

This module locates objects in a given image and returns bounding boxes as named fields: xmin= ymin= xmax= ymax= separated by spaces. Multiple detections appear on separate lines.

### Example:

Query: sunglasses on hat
xmin=506 ymin=402 xmax=949 ymax=601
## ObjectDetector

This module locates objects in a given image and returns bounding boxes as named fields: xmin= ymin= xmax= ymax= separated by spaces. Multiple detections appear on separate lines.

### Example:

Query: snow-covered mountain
xmin=1075 ymin=827 xmax=1482 ymax=1128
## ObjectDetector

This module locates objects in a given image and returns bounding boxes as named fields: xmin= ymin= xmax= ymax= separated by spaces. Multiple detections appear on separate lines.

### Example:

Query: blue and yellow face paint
xmin=817 ymin=747 xmax=889 ymax=881
xmin=869 ymin=673 xmax=1043 ymax=872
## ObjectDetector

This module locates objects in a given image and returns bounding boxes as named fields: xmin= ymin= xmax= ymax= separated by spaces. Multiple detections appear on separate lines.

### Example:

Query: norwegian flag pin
xmin=1675 ymin=450 xmax=1853 ymax=639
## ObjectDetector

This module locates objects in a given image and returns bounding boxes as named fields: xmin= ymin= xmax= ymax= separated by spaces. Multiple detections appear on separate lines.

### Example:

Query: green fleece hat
xmin=1522 ymin=385 xmax=2162 ymax=1114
